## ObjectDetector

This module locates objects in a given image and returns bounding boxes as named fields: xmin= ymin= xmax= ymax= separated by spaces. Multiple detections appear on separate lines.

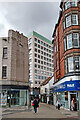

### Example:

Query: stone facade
xmin=0 ymin=30 xmax=29 ymax=86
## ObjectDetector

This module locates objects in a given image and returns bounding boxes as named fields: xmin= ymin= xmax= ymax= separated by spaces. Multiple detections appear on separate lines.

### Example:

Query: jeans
xmin=34 ymin=107 xmax=37 ymax=113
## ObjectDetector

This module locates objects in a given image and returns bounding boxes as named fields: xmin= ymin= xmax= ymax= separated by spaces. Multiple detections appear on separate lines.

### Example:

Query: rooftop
xmin=27 ymin=31 xmax=52 ymax=45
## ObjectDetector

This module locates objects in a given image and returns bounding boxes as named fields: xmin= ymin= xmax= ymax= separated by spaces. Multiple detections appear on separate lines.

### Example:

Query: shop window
xmin=67 ymin=34 xmax=72 ymax=49
xmin=73 ymin=33 xmax=79 ymax=47
xmin=68 ymin=57 xmax=74 ymax=72
xmin=75 ymin=56 xmax=80 ymax=71
xmin=3 ymin=47 xmax=7 ymax=58
xmin=65 ymin=92 xmax=68 ymax=100
xmin=2 ymin=66 xmax=7 ymax=78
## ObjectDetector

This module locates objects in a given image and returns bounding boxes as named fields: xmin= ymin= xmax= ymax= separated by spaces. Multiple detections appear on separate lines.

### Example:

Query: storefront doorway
xmin=70 ymin=93 xmax=77 ymax=111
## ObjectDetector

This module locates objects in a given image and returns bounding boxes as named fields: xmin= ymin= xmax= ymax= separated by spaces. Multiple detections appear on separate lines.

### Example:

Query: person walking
xmin=71 ymin=98 xmax=75 ymax=111
xmin=32 ymin=97 xmax=38 ymax=113
xmin=56 ymin=99 xmax=60 ymax=110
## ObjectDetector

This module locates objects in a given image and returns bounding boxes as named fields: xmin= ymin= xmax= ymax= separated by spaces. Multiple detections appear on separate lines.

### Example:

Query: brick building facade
xmin=52 ymin=0 xmax=80 ymax=110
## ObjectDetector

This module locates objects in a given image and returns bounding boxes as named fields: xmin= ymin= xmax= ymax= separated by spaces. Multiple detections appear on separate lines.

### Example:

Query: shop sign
xmin=53 ymin=80 xmax=80 ymax=92
xmin=1 ymin=92 xmax=7 ymax=106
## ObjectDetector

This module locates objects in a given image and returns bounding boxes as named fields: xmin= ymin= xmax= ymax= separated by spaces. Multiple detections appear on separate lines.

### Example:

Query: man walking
xmin=32 ymin=97 xmax=38 ymax=113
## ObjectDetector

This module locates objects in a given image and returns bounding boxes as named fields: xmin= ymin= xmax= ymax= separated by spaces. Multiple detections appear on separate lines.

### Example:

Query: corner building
xmin=52 ymin=0 xmax=80 ymax=110
xmin=0 ymin=30 xmax=29 ymax=107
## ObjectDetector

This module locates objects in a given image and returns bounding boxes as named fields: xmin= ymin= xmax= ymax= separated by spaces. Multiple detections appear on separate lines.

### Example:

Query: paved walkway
xmin=2 ymin=103 xmax=80 ymax=119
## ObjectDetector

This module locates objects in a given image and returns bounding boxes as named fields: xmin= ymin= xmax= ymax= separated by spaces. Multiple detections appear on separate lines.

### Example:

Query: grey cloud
xmin=0 ymin=2 xmax=60 ymax=39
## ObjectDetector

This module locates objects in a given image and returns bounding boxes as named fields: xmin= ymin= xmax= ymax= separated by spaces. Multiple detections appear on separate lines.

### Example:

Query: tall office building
xmin=28 ymin=31 xmax=53 ymax=97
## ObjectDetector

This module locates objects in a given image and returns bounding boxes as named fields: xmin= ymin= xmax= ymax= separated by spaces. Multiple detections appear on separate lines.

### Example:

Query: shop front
xmin=53 ymin=80 xmax=80 ymax=111
xmin=1 ymin=85 xmax=29 ymax=107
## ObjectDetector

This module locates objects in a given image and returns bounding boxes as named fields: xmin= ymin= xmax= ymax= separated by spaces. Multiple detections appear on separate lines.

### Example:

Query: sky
xmin=0 ymin=1 xmax=61 ymax=40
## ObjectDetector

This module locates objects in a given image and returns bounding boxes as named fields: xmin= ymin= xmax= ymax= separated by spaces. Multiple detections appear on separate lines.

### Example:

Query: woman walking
xmin=32 ymin=97 xmax=38 ymax=113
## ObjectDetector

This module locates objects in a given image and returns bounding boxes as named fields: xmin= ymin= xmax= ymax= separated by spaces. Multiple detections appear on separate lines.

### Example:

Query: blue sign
xmin=53 ymin=80 xmax=80 ymax=92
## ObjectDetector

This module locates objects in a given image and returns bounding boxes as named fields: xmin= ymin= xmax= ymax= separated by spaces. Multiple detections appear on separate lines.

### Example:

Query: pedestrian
xmin=32 ymin=97 xmax=38 ymax=113
xmin=71 ymin=98 xmax=75 ymax=111
xmin=56 ymin=100 xmax=60 ymax=110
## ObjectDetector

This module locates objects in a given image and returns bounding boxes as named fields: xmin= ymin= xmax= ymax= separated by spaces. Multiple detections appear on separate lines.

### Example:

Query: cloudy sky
xmin=0 ymin=1 xmax=61 ymax=40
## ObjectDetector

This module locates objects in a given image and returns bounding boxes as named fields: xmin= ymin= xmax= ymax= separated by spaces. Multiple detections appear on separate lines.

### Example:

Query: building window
xmin=67 ymin=34 xmax=72 ymax=49
xmin=35 ymin=81 xmax=37 ymax=84
xmin=35 ymin=64 xmax=37 ymax=68
xmin=64 ymin=38 xmax=67 ymax=51
xmin=35 ymin=38 xmax=37 ymax=42
xmin=73 ymin=33 xmax=79 ymax=47
xmin=35 ymin=48 xmax=37 ymax=52
xmin=38 ymin=40 xmax=40 ymax=43
xmin=38 ymin=55 xmax=40 ymax=58
xmin=41 ymin=66 xmax=43 ymax=69
xmin=41 ymin=46 xmax=43 ymax=50
xmin=38 ymin=65 xmax=40 ymax=68
xmin=35 ymin=43 xmax=37 ymax=47
xmin=35 ymin=59 xmax=37 ymax=62
xmin=41 ymin=51 xmax=43 ymax=54
xmin=65 ymin=1 xmax=70 ymax=10
xmin=71 ymin=1 xmax=77 ymax=7
xmin=65 ymin=59 xmax=67 ymax=74
xmin=72 ymin=14 xmax=78 ymax=25
xmin=38 ymin=60 xmax=40 ymax=63
xmin=75 ymin=56 xmax=80 ymax=71
xmin=38 ymin=45 xmax=40 ymax=48
xmin=2 ymin=66 xmax=7 ymax=78
xmin=41 ymin=56 xmax=43 ymax=59
xmin=66 ymin=15 xmax=71 ymax=27
xmin=68 ymin=57 xmax=74 ymax=72
xmin=38 ymin=50 xmax=40 ymax=53
xmin=41 ymin=41 xmax=43 ymax=45
xmin=3 ymin=47 xmax=7 ymax=58
xmin=35 ymin=53 xmax=37 ymax=57
xmin=35 ymin=69 xmax=37 ymax=73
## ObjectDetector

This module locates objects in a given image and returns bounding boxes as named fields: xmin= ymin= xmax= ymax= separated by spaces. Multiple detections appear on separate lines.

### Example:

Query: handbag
xmin=32 ymin=102 xmax=34 ymax=106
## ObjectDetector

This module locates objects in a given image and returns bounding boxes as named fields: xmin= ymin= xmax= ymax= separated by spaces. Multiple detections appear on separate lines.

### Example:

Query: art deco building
xmin=52 ymin=0 xmax=80 ymax=110
xmin=0 ymin=30 xmax=29 ymax=107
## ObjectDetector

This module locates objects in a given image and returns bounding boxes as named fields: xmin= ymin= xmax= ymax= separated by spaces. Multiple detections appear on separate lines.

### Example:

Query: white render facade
xmin=28 ymin=31 xmax=54 ymax=95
